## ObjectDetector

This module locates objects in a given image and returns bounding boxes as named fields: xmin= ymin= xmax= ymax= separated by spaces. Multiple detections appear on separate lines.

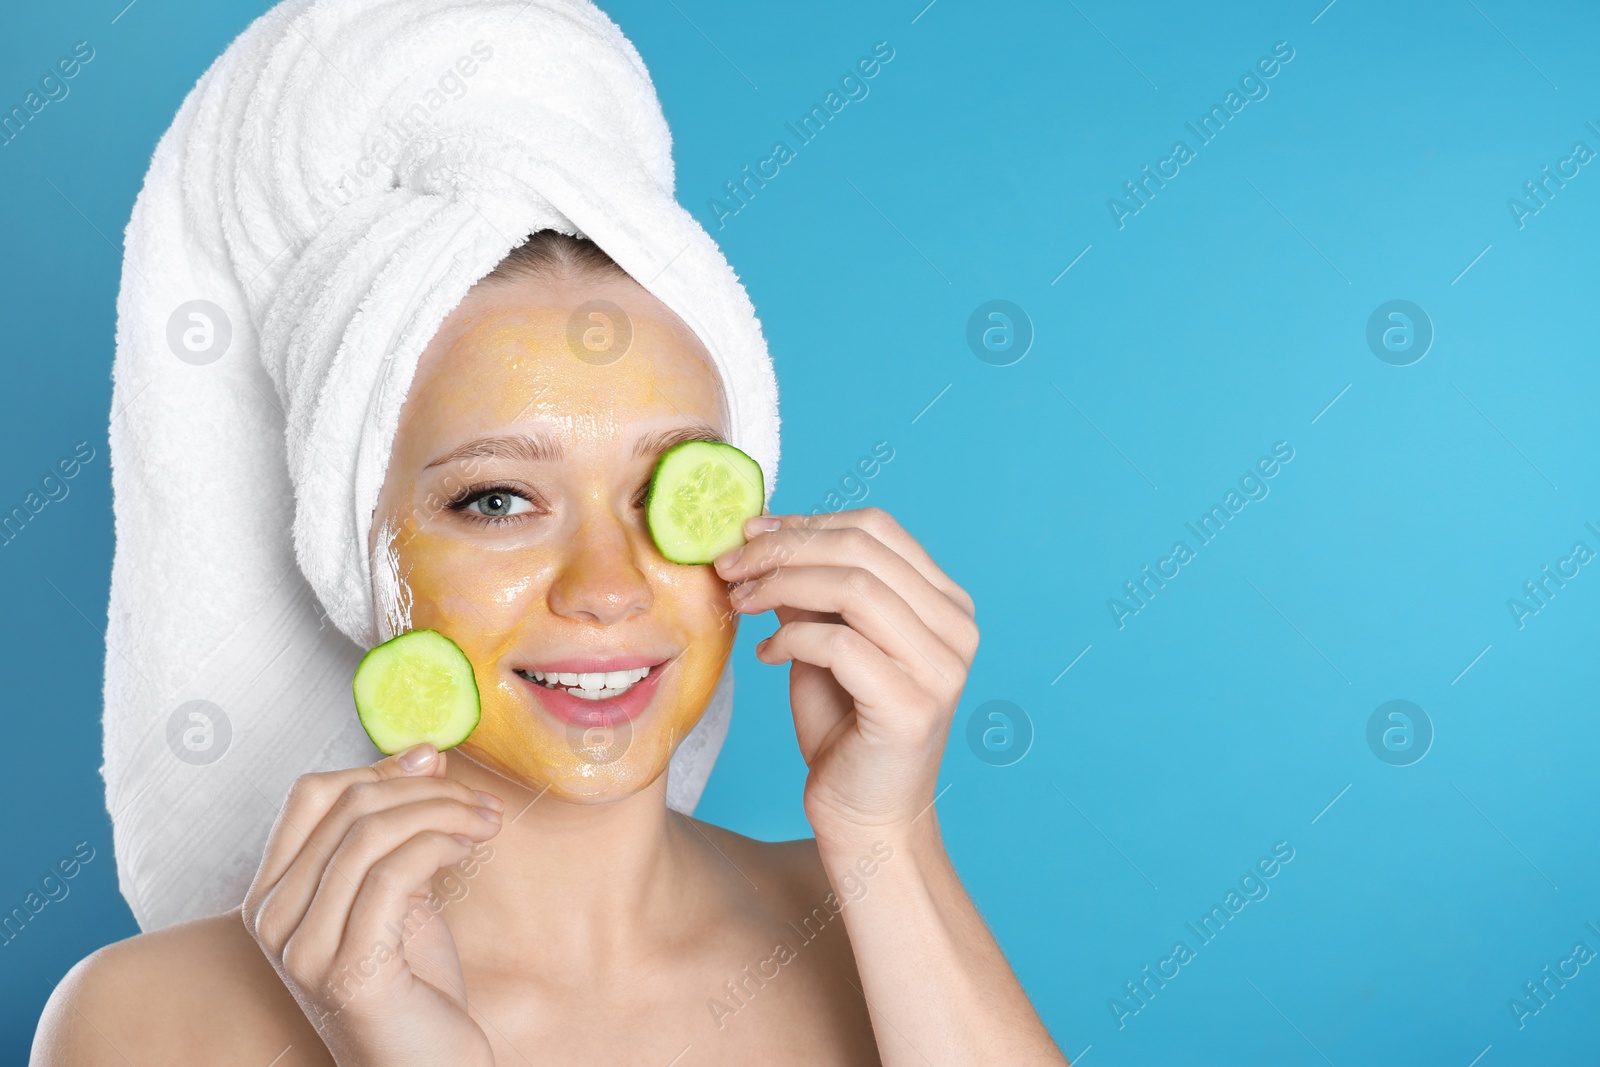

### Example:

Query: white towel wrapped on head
xmin=104 ymin=0 xmax=780 ymax=933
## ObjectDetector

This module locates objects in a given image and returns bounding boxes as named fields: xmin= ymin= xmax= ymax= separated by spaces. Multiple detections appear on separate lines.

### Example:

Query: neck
xmin=434 ymin=748 xmax=705 ymax=978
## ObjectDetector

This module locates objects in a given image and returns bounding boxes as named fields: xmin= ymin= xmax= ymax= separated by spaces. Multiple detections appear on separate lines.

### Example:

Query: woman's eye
xmin=466 ymin=490 xmax=533 ymax=518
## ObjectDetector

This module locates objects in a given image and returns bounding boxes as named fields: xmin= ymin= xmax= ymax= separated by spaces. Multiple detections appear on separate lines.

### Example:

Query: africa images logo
xmin=1106 ymin=41 xmax=1295 ymax=230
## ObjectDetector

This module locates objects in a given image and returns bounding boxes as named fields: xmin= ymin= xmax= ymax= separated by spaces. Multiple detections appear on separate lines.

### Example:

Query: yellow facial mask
xmin=368 ymin=273 xmax=737 ymax=802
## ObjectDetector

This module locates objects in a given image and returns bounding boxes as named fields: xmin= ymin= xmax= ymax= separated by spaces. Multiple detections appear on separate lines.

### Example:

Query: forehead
xmin=398 ymin=273 xmax=727 ymax=448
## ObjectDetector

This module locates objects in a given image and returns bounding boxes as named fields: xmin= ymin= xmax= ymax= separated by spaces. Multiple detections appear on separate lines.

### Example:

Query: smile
xmin=513 ymin=665 xmax=653 ymax=700
xmin=510 ymin=655 xmax=671 ymax=728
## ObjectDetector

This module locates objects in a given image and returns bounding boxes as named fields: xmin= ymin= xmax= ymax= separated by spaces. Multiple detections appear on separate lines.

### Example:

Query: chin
xmin=456 ymin=690 xmax=713 ymax=806
xmin=458 ymin=734 xmax=690 ymax=805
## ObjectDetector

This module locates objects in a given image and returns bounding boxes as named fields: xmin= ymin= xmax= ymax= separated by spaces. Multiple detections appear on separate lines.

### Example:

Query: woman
xmin=33 ymin=0 xmax=1065 ymax=1061
xmin=37 ymin=231 xmax=1063 ymax=1064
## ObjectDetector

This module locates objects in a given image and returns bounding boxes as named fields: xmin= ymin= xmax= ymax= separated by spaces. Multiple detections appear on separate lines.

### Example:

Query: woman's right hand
xmin=241 ymin=743 xmax=504 ymax=1067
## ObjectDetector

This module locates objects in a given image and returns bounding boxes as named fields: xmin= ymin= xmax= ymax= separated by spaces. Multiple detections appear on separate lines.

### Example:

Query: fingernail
xmin=475 ymin=805 xmax=502 ymax=822
xmin=747 ymin=515 xmax=781 ymax=535
xmin=715 ymin=545 xmax=743 ymax=570
xmin=399 ymin=744 xmax=437 ymax=771
xmin=474 ymin=790 xmax=504 ymax=811
xmin=451 ymin=833 xmax=473 ymax=847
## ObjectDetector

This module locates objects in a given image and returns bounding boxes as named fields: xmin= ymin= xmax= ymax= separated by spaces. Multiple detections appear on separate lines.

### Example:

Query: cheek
xmin=395 ymin=526 xmax=544 ymax=762
xmin=397 ymin=526 xmax=568 ymax=782
xmin=397 ymin=525 xmax=542 ymax=650
xmin=651 ymin=566 xmax=738 ymax=727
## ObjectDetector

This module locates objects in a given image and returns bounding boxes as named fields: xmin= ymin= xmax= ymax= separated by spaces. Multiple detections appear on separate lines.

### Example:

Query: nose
xmin=545 ymin=506 xmax=654 ymax=625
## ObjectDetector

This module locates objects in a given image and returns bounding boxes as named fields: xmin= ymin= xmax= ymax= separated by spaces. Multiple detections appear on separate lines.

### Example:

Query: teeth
xmin=524 ymin=665 xmax=652 ymax=696
xmin=569 ymin=685 xmax=631 ymax=701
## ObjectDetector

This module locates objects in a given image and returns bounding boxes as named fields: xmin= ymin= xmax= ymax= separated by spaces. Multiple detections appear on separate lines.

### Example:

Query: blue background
xmin=3 ymin=0 xmax=1598 ymax=1063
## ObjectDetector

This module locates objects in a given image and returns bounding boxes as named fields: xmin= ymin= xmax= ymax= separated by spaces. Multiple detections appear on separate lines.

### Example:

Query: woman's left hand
xmin=714 ymin=507 xmax=979 ymax=853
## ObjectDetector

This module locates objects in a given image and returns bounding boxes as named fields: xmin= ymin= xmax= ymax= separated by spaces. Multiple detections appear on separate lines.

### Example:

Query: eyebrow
xmin=422 ymin=424 xmax=725 ymax=470
xmin=423 ymin=432 xmax=563 ymax=469
xmin=631 ymin=424 xmax=726 ymax=459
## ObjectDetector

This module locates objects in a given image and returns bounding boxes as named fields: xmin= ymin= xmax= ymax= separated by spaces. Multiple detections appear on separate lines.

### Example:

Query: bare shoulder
xmin=686 ymin=817 xmax=897 ymax=914
xmin=31 ymin=906 xmax=329 ymax=1067
xmin=682 ymin=817 xmax=836 ymax=910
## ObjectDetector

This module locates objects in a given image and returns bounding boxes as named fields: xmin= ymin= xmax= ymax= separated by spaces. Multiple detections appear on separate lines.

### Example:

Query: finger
xmin=286 ymin=796 xmax=502 ymax=975
xmin=247 ymin=748 xmax=500 ymax=955
xmin=254 ymin=774 xmax=501 ymax=952
xmin=758 ymin=620 xmax=933 ymax=741
xmin=731 ymin=565 xmax=965 ymax=689
xmin=845 ymin=506 xmax=976 ymax=616
xmin=730 ymin=508 xmax=974 ymax=617
xmin=250 ymin=744 xmax=447 ymax=898
xmin=334 ymin=831 xmax=478 ymax=990
xmin=717 ymin=518 xmax=978 ymax=662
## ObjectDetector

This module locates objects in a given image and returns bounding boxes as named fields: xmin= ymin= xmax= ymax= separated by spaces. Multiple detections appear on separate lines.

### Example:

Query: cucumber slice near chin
xmin=645 ymin=441 xmax=766 ymax=565
xmin=352 ymin=629 xmax=481 ymax=755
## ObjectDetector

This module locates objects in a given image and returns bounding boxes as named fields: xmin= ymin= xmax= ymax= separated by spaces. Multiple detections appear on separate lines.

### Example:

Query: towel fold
xmin=104 ymin=0 xmax=780 ymax=932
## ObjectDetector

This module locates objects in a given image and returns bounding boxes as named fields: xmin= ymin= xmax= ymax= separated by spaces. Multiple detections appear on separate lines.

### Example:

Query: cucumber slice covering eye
xmin=352 ymin=628 xmax=481 ymax=755
xmin=645 ymin=441 xmax=766 ymax=565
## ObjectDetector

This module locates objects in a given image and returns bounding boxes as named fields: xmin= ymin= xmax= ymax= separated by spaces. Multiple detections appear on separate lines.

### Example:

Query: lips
xmin=511 ymin=655 xmax=671 ymax=728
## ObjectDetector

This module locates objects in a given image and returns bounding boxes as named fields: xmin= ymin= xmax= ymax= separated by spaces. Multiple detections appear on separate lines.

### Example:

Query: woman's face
xmin=369 ymin=268 xmax=737 ymax=802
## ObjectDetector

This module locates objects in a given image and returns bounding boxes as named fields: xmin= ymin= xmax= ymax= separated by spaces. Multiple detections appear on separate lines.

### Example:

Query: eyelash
xmin=445 ymin=480 xmax=652 ymax=526
xmin=446 ymin=482 xmax=535 ymax=527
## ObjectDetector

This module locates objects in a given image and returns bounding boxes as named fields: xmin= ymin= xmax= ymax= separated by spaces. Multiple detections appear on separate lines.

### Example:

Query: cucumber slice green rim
xmin=645 ymin=440 xmax=766 ymax=565
xmin=352 ymin=628 xmax=482 ymax=755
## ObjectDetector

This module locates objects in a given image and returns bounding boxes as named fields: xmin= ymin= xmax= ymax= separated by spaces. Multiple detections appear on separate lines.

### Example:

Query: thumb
xmin=378 ymin=742 xmax=449 ymax=779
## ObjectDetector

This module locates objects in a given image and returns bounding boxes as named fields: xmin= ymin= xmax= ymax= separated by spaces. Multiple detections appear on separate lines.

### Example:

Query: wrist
xmin=814 ymin=807 xmax=945 ymax=882
xmin=805 ymin=775 xmax=948 ymax=861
